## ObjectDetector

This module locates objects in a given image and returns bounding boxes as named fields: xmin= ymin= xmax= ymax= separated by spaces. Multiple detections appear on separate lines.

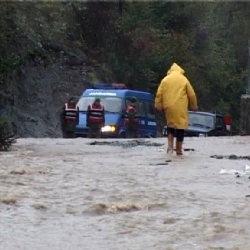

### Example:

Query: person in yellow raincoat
xmin=155 ymin=62 xmax=198 ymax=156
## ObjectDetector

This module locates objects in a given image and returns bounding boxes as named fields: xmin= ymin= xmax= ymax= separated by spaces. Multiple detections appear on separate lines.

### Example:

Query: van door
xmin=215 ymin=115 xmax=227 ymax=136
xmin=124 ymin=98 xmax=147 ymax=137
xmin=145 ymin=101 xmax=157 ymax=137
xmin=136 ymin=100 xmax=147 ymax=137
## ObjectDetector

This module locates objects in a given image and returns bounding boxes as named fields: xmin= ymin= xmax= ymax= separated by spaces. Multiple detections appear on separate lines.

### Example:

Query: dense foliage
xmin=1 ymin=1 xmax=250 ymax=130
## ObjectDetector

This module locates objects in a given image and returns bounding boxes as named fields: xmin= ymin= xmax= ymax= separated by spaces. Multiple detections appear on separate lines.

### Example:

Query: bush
xmin=0 ymin=114 xmax=12 ymax=135
xmin=0 ymin=114 xmax=14 ymax=151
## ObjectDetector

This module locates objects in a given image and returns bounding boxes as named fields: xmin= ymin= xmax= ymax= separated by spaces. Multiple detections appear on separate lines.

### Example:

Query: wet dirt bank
xmin=1 ymin=136 xmax=250 ymax=250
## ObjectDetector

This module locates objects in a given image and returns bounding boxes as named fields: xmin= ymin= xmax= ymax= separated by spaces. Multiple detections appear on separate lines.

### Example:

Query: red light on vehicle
xmin=112 ymin=83 xmax=127 ymax=89
xmin=224 ymin=115 xmax=232 ymax=125
xmin=224 ymin=115 xmax=232 ymax=131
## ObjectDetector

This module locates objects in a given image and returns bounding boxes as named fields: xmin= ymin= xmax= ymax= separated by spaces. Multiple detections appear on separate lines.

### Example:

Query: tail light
xmin=224 ymin=115 xmax=232 ymax=131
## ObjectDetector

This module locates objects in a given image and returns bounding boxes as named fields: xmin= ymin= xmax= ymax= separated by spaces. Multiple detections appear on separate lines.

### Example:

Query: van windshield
xmin=77 ymin=96 xmax=123 ymax=113
xmin=188 ymin=113 xmax=215 ymax=129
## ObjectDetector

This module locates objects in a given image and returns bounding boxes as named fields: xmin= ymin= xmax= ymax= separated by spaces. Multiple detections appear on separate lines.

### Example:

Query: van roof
xmin=189 ymin=111 xmax=224 ymax=117
xmin=81 ymin=88 xmax=154 ymax=100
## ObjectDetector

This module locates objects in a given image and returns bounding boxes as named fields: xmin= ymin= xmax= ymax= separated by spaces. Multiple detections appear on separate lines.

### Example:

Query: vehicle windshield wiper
xmin=190 ymin=123 xmax=211 ymax=129
xmin=105 ymin=111 xmax=118 ymax=114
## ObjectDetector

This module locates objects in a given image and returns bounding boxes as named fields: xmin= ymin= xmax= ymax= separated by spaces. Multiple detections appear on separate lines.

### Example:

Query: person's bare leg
xmin=167 ymin=133 xmax=174 ymax=153
xmin=179 ymin=142 xmax=183 ymax=155
xmin=176 ymin=141 xmax=183 ymax=155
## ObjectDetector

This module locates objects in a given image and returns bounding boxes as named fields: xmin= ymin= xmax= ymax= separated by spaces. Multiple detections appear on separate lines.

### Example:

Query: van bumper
xmin=75 ymin=126 xmax=88 ymax=138
xmin=75 ymin=128 xmax=119 ymax=138
xmin=76 ymin=132 xmax=118 ymax=138
xmin=101 ymin=132 xmax=118 ymax=138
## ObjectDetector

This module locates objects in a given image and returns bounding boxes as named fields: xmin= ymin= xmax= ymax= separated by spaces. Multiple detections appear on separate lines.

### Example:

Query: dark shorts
xmin=167 ymin=127 xmax=184 ymax=142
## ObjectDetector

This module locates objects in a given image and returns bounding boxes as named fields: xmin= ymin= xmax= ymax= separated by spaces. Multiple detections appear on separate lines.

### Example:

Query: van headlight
xmin=101 ymin=125 xmax=116 ymax=132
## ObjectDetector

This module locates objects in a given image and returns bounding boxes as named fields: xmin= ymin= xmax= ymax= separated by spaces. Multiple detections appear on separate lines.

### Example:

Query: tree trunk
xmin=240 ymin=94 xmax=250 ymax=135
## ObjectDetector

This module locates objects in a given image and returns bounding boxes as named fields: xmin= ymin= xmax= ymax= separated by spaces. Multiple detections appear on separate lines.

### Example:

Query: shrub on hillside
xmin=0 ymin=114 xmax=15 ymax=151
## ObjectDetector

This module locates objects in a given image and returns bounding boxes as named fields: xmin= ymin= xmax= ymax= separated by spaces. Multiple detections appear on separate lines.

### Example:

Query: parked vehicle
xmin=162 ymin=111 xmax=233 ymax=137
xmin=75 ymin=83 xmax=157 ymax=138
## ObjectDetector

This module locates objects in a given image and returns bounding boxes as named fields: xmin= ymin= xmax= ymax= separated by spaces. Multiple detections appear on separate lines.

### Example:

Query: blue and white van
xmin=75 ymin=83 xmax=157 ymax=138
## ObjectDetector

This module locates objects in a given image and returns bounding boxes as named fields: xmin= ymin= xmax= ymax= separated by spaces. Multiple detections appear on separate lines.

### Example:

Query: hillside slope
xmin=3 ymin=58 xmax=91 ymax=138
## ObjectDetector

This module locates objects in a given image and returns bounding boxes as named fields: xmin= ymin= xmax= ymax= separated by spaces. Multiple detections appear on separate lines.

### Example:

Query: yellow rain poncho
xmin=155 ymin=63 xmax=198 ymax=129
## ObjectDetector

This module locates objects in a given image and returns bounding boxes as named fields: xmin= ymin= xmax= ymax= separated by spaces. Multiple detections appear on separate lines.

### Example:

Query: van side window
xmin=137 ymin=101 xmax=146 ymax=116
xmin=146 ymin=102 xmax=155 ymax=119
xmin=125 ymin=99 xmax=145 ymax=116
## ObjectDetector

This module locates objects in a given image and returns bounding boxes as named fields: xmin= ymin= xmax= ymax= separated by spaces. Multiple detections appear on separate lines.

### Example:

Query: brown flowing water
xmin=1 ymin=136 xmax=250 ymax=250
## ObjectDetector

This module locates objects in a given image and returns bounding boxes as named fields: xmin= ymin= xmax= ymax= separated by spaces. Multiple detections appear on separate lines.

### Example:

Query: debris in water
xmin=229 ymin=155 xmax=238 ymax=160
xmin=149 ymin=162 xmax=169 ymax=166
xmin=10 ymin=168 xmax=26 ymax=175
xmin=85 ymin=201 xmax=166 ymax=216
xmin=66 ymin=205 xmax=78 ymax=214
xmin=245 ymin=164 xmax=250 ymax=171
xmin=10 ymin=167 xmax=48 ymax=175
xmin=163 ymin=216 xmax=177 ymax=224
xmin=219 ymin=164 xmax=250 ymax=186
xmin=213 ymin=155 xmax=223 ymax=159
xmin=213 ymin=223 xmax=227 ymax=233
xmin=219 ymin=168 xmax=227 ymax=174
xmin=32 ymin=203 xmax=48 ymax=210
xmin=183 ymin=148 xmax=195 ymax=151
xmin=15 ymin=182 xmax=26 ymax=186
xmin=86 ymin=202 xmax=144 ymax=215
xmin=211 ymin=155 xmax=250 ymax=160
xmin=171 ymin=148 xmax=195 ymax=152
xmin=88 ymin=139 xmax=164 ymax=148
xmin=219 ymin=167 xmax=250 ymax=176
xmin=0 ymin=195 xmax=17 ymax=205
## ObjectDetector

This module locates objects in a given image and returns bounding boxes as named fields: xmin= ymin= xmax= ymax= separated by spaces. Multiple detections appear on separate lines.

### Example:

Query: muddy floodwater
xmin=1 ymin=136 xmax=250 ymax=250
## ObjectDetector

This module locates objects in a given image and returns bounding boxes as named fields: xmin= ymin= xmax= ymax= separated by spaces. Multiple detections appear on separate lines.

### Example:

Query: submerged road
xmin=1 ymin=136 xmax=250 ymax=250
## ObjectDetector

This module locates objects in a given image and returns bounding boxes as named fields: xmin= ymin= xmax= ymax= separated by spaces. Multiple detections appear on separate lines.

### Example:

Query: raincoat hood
xmin=167 ymin=63 xmax=185 ymax=75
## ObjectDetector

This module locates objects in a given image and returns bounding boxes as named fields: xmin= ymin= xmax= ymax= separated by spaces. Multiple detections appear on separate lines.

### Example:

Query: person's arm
xmin=134 ymin=107 xmax=139 ymax=119
xmin=76 ymin=106 xmax=79 ymax=124
xmin=155 ymin=80 xmax=163 ymax=111
xmin=102 ymin=107 xmax=105 ymax=125
xmin=86 ymin=105 xmax=90 ymax=126
xmin=124 ymin=106 xmax=129 ymax=118
xmin=60 ymin=105 xmax=65 ymax=127
xmin=134 ymin=108 xmax=139 ymax=125
xmin=186 ymin=81 xmax=198 ymax=111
